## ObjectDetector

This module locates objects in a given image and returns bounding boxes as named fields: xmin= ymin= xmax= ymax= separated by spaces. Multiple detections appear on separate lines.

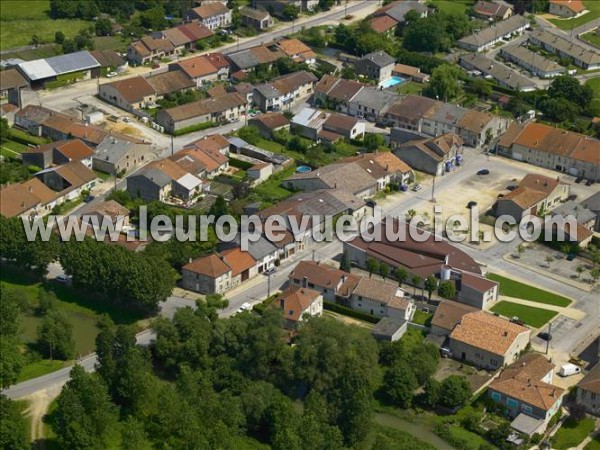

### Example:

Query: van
xmin=558 ymin=363 xmax=581 ymax=377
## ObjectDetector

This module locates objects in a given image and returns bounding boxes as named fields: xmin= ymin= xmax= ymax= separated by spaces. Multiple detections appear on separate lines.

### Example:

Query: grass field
xmin=429 ymin=0 xmax=475 ymax=15
xmin=490 ymin=301 xmax=558 ymax=328
xmin=486 ymin=273 xmax=572 ymax=307
xmin=94 ymin=35 xmax=132 ymax=52
xmin=16 ymin=360 xmax=69 ymax=383
xmin=549 ymin=1 xmax=600 ymax=30
xmin=0 ymin=0 xmax=91 ymax=50
xmin=552 ymin=418 xmax=596 ymax=450
xmin=587 ymin=77 xmax=600 ymax=111
xmin=585 ymin=435 xmax=600 ymax=450
xmin=397 ymin=81 xmax=425 ymax=96
xmin=412 ymin=309 xmax=433 ymax=326
xmin=581 ymin=31 xmax=600 ymax=48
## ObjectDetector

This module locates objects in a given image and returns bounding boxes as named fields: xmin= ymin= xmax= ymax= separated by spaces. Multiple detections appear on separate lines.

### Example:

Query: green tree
xmin=282 ymin=4 xmax=300 ymax=20
xmin=339 ymin=251 xmax=351 ymax=272
xmin=208 ymin=195 xmax=230 ymax=219
xmin=0 ymin=287 xmax=23 ymax=388
xmin=140 ymin=6 xmax=168 ymax=30
xmin=539 ymin=97 xmax=579 ymax=122
xmin=394 ymin=267 xmax=408 ymax=287
xmin=363 ymin=133 xmax=386 ymax=152
xmin=548 ymin=75 xmax=593 ymax=108
xmin=53 ymin=365 xmax=120 ymax=449
xmin=95 ymin=17 xmax=113 ymax=36
xmin=366 ymin=258 xmax=379 ymax=278
xmin=0 ymin=395 xmax=29 ymax=450
xmin=438 ymin=281 xmax=456 ymax=299
xmin=439 ymin=375 xmax=471 ymax=409
xmin=120 ymin=416 xmax=152 ymax=450
xmin=424 ymin=275 xmax=438 ymax=301
xmin=384 ymin=361 xmax=418 ymax=408
xmin=31 ymin=34 xmax=40 ymax=47
xmin=423 ymin=65 xmax=463 ymax=102
xmin=237 ymin=125 xmax=261 ymax=145
xmin=591 ymin=267 xmax=600 ymax=283
xmin=469 ymin=78 xmax=492 ymax=98
xmin=37 ymin=309 xmax=75 ymax=360
xmin=54 ymin=31 xmax=65 ymax=44
xmin=423 ymin=377 xmax=441 ymax=408
xmin=411 ymin=274 xmax=422 ymax=297
xmin=379 ymin=263 xmax=389 ymax=280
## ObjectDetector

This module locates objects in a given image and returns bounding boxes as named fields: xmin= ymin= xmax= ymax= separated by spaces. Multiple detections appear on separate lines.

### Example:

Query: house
xmin=549 ymin=0 xmax=585 ymax=17
xmin=581 ymin=192 xmax=600 ymax=231
xmin=203 ymin=52 xmax=231 ymax=80
xmin=145 ymin=70 xmax=195 ymax=98
xmin=186 ymin=2 xmax=232 ymax=30
xmin=0 ymin=178 xmax=57 ymax=219
xmin=241 ymin=7 xmax=274 ymax=30
xmin=488 ymin=353 xmax=565 ymax=434
xmin=347 ymin=87 xmax=399 ymax=122
xmin=16 ymin=51 xmax=100 ymax=89
xmin=247 ymin=162 xmax=273 ymax=183
xmin=151 ymin=22 xmax=213 ymax=54
xmin=35 ymin=161 xmax=98 ymax=202
xmin=252 ymin=0 xmax=318 ymax=17
xmin=169 ymin=56 xmax=219 ymax=87
xmin=248 ymin=112 xmax=290 ymax=138
xmin=391 ymin=130 xmax=464 ymax=176
xmin=460 ymin=53 xmax=538 ymax=91
xmin=99 ymin=76 xmax=157 ymax=110
xmin=219 ymin=235 xmax=279 ymax=274
xmin=323 ymin=113 xmax=365 ymax=140
xmin=126 ymin=159 xmax=202 ymax=203
xmin=371 ymin=317 xmax=409 ymax=342
xmin=278 ymin=286 xmax=323 ymax=328
xmin=448 ymin=311 xmax=531 ymax=370
xmin=81 ymin=200 xmax=131 ymax=228
xmin=344 ymin=220 xmax=498 ymax=309
xmin=392 ymin=64 xmax=430 ymax=83
xmin=576 ymin=363 xmax=600 ymax=416
xmin=89 ymin=50 xmax=127 ymax=73
xmin=92 ymin=137 xmax=153 ymax=175
xmin=290 ymin=107 xmax=329 ymax=140
xmin=430 ymin=300 xmax=478 ymax=337
xmin=368 ymin=0 xmax=429 ymax=34
xmin=156 ymin=92 xmax=247 ymax=133
xmin=496 ymin=122 xmax=600 ymax=181
xmin=385 ymin=95 xmax=438 ymax=132
xmin=313 ymin=75 xmax=365 ymax=114
xmin=0 ymin=68 xmax=28 ymax=96
xmin=528 ymin=30 xmax=600 ymax=70
xmin=496 ymin=174 xmax=570 ymax=220
xmin=457 ymin=15 xmax=529 ymax=52
xmin=181 ymin=248 xmax=258 ymax=294
xmin=354 ymin=51 xmax=395 ymax=84
xmin=342 ymin=152 xmax=413 ymax=186
xmin=499 ymin=45 xmax=567 ymax=79
xmin=288 ymin=260 xmax=360 ymax=301
xmin=21 ymin=139 xmax=94 ymax=170
xmin=472 ymin=1 xmax=513 ymax=20
xmin=127 ymin=37 xmax=176 ymax=65
xmin=227 ymin=44 xmax=285 ymax=73
xmin=187 ymin=133 xmax=230 ymax=155
xmin=349 ymin=277 xmax=415 ymax=321
xmin=275 ymin=38 xmax=316 ymax=64
xmin=252 ymin=71 xmax=317 ymax=112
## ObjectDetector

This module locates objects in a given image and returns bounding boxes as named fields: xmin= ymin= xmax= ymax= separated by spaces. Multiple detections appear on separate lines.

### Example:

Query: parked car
xmin=236 ymin=302 xmax=252 ymax=314
xmin=467 ymin=201 xmax=477 ymax=209
xmin=585 ymin=180 xmax=594 ymax=186
xmin=559 ymin=363 xmax=581 ymax=377
xmin=538 ymin=332 xmax=552 ymax=341
xmin=55 ymin=274 xmax=71 ymax=284
xmin=507 ymin=185 xmax=518 ymax=191
xmin=510 ymin=316 xmax=525 ymax=326
xmin=399 ymin=184 xmax=408 ymax=192
xmin=411 ymin=184 xmax=422 ymax=192
xmin=575 ymin=176 xmax=583 ymax=184
xmin=106 ymin=71 xmax=118 ymax=78
xmin=567 ymin=194 xmax=578 ymax=201
xmin=264 ymin=267 xmax=276 ymax=276
xmin=366 ymin=199 xmax=377 ymax=207
xmin=477 ymin=169 xmax=490 ymax=175
xmin=566 ymin=253 xmax=576 ymax=261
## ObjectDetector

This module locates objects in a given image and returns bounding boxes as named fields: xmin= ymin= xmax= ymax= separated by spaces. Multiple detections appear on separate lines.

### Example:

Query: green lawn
xmin=412 ymin=309 xmax=433 ymax=326
xmin=0 ymin=43 xmax=60 ymax=61
xmin=587 ymin=77 xmax=600 ymax=111
xmin=0 ymin=0 xmax=92 ymax=50
xmin=93 ymin=35 xmax=132 ymax=52
xmin=552 ymin=418 xmax=596 ymax=450
xmin=585 ymin=434 xmax=600 ymax=450
xmin=429 ymin=0 xmax=475 ymax=15
xmin=397 ymin=81 xmax=425 ymax=96
xmin=16 ymin=359 xmax=70 ymax=383
xmin=1 ymin=139 xmax=28 ymax=153
xmin=490 ymin=301 xmax=558 ymax=328
xmin=581 ymin=31 xmax=600 ymax=48
xmin=250 ymin=165 xmax=295 ymax=205
xmin=549 ymin=0 xmax=600 ymax=30
xmin=486 ymin=273 xmax=572 ymax=307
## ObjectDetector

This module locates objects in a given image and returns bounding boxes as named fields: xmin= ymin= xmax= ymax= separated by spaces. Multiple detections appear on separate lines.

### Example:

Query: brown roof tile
xmin=191 ymin=2 xmax=230 ymax=19
xmin=431 ymin=300 xmax=478 ymax=332
xmin=369 ymin=15 xmax=399 ymax=33
xmin=221 ymin=247 xmax=256 ymax=276
xmin=146 ymin=71 xmax=195 ymax=96
xmin=279 ymin=286 xmax=321 ymax=322
xmin=183 ymin=253 xmax=231 ymax=277
xmin=0 ymin=178 xmax=56 ymax=218
xmin=104 ymin=76 xmax=156 ymax=104
xmin=578 ymin=363 xmax=600 ymax=395
xmin=176 ymin=56 xmax=218 ymax=79
xmin=0 ymin=68 xmax=28 ymax=91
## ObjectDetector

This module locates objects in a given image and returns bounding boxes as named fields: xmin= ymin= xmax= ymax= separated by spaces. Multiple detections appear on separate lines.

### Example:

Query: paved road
xmin=2 ymin=330 xmax=156 ymax=400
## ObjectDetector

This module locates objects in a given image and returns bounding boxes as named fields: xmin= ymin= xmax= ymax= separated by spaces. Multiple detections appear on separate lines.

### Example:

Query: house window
xmin=491 ymin=392 xmax=501 ymax=402
xmin=490 ymin=359 xmax=498 ymax=366
xmin=507 ymin=398 xmax=518 ymax=409
xmin=522 ymin=405 xmax=532 ymax=414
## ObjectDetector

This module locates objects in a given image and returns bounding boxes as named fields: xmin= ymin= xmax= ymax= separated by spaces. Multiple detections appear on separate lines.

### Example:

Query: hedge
xmin=9 ymin=129 xmax=50 ymax=146
xmin=170 ymin=121 xmax=217 ymax=136
xmin=229 ymin=157 xmax=253 ymax=170
xmin=323 ymin=301 xmax=379 ymax=324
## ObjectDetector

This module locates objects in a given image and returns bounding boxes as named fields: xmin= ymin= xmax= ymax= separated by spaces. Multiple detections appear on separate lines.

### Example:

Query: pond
xmin=374 ymin=413 xmax=456 ymax=450
xmin=296 ymin=165 xmax=312 ymax=173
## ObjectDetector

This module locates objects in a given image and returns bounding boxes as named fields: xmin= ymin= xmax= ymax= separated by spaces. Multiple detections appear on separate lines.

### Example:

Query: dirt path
xmin=22 ymin=385 xmax=63 ymax=449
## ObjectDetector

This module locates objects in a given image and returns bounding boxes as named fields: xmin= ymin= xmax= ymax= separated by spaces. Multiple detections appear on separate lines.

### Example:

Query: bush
xmin=323 ymin=301 xmax=379 ymax=324
xmin=229 ymin=157 xmax=253 ymax=170
xmin=171 ymin=121 xmax=216 ymax=136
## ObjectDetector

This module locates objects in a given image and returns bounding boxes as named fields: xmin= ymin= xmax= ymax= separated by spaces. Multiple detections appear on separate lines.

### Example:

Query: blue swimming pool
xmin=380 ymin=76 xmax=406 ymax=89
xmin=296 ymin=165 xmax=312 ymax=173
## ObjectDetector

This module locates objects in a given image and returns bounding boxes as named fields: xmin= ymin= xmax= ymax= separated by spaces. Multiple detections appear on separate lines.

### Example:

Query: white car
xmin=411 ymin=184 xmax=422 ymax=192
xmin=106 ymin=71 xmax=118 ymax=78
xmin=55 ymin=274 xmax=71 ymax=284
xmin=236 ymin=302 xmax=252 ymax=314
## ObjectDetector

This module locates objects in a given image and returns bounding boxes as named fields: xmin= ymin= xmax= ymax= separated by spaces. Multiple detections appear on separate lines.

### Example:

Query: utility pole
xmin=344 ymin=0 xmax=348 ymax=16
xmin=431 ymin=175 xmax=436 ymax=202
xmin=171 ymin=135 xmax=174 ymax=155
xmin=312 ymin=249 xmax=315 ymax=261
xmin=545 ymin=322 xmax=552 ymax=355
xmin=267 ymin=272 xmax=272 ymax=298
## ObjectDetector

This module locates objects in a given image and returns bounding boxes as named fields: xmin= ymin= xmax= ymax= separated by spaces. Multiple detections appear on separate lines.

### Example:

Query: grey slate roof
xmin=134 ymin=167 xmax=172 ymax=188
xmin=254 ymin=83 xmax=281 ymax=99
xmin=371 ymin=317 xmax=407 ymax=339
xmin=458 ymin=15 xmax=528 ymax=49
xmin=500 ymin=45 xmax=566 ymax=75
xmin=93 ymin=137 xmax=137 ymax=164
xmin=529 ymin=30 xmax=600 ymax=66
xmin=350 ymin=87 xmax=399 ymax=111
xmin=551 ymin=201 xmax=597 ymax=225
xmin=360 ymin=51 xmax=395 ymax=68
xmin=426 ymin=103 xmax=467 ymax=126
xmin=385 ymin=1 xmax=428 ymax=22
xmin=582 ymin=191 xmax=600 ymax=212
xmin=230 ymin=234 xmax=278 ymax=260
xmin=460 ymin=53 xmax=536 ymax=91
